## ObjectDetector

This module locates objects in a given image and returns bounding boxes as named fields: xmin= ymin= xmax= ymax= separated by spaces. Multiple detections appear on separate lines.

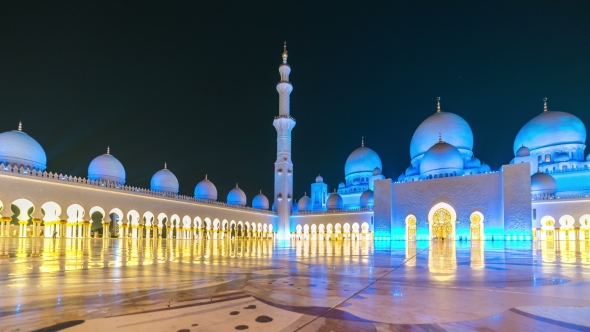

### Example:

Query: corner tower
xmin=273 ymin=42 xmax=296 ymax=240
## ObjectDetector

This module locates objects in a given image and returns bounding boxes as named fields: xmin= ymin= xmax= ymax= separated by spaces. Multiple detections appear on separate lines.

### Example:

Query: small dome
xmin=405 ymin=165 xmax=419 ymax=176
xmin=516 ymin=145 xmax=531 ymax=157
xmin=419 ymin=140 xmax=464 ymax=176
xmin=326 ymin=191 xmax=343 ymax=210
xmin=88 ymin=148 xmax=126 ymax=184
xmin=397 ymin=173 xmax=406 ymax=182
xmin=291 ymin=202 xmax=299 ymax=213
xmin=338 ymin=181 xmax=345 ymax=189
xmin=345 ymin=145 xmax=382 ymax=177
xmin=531 ymin=172 xmax=557 ymax=195
xmin=411 ymin=109 xmax=473 ymax=161
xmin=373 ymin=167 xmax=381 ymax=176
xmin=252 ymin=191 xmax=269 ymax=210
xmin=466 ymin=157 xmax=481 ymax=168
xmin=479 ymin=163 xmax=491 ymax=173
xmin=298 ymin=194 xmax=312 ymax=211
xmin=360 ymin=189 xmax=374 ymax=208
xmin=587 ymin=154 xmax=590 ymax=161
xmin=554 ymin=152 xmax=570 ymax=162
xmin=150 ymin=164 xmax=179 ymax=193
xmin=194 ymin=176 xmax=217 ymax=200
xmin=0 ymin=124 xmax=47 ymax=170
xmin=227 ymin=184 xmax=247 ymax=206
xmin=514 ymin=109 xmax=586 ymax=154
xmin=315 ymin=174 xmax=324 ymax=183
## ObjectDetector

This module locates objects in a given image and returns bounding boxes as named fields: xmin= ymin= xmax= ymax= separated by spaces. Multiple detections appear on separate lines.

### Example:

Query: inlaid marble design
xmin=1 ymin=238 xmax=589 ymax=331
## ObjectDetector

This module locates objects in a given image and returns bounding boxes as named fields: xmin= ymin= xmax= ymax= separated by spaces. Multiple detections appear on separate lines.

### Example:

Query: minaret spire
xmin=437 ymin=97 xmax=441 ymax=113
xmin=282 ymin=41 xmax=288 ymax=64
xmin=543 ymin=97 xmax=548 ymax=112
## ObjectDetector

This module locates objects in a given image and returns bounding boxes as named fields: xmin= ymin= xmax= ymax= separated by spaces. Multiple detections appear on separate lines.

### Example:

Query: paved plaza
xmin=1 ymin=238 xmax=589 ymax=331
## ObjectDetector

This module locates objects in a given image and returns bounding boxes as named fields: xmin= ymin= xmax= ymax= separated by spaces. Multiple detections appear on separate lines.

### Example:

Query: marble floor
xmin=1 ymin=238 xmax=590 ymax=332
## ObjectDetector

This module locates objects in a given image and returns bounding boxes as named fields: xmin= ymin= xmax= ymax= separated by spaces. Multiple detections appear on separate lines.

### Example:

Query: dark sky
xmin=1 ymin=1 xmax=589 ymax=203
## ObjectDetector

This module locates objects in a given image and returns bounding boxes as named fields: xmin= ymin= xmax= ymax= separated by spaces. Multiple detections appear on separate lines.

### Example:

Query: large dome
xmin=514 ymin=110 xmax=586 ymax=154
xmin=298 ymin=194 xmax=312 ymax=211
xmin=252 ymin=191 xmax=269 ymax=210
xmin=419 ymin=141 xmax=464 ymax=176
xmin=88 ymin=148 xmax=126 ymax=184
xmin=227 ymin=185 xmax=247 ymax=206
xmin=345 ymin=145 xmax=382 ymax=176
xmin=0 ymin=124 xmax=47 ymax=170
xmin=326 ymin=191 xmax=343 ymax=210
xmin=194 ymin=176 xmax=217 ymax=200
xmin=411 ymin=108 xmax=473 ymax=161
xmin=531 ymin=172 xmax=557 ymax=195
xmin=150 ymin=164 xmax=179 ymax=193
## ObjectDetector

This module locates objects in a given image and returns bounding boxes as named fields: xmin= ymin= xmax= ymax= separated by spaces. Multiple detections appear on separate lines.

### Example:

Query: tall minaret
xmin=273 ymin=42 xmax=296 ymax=240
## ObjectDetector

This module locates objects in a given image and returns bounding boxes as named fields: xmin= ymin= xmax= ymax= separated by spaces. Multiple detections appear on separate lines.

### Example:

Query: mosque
xmin=0 ymin=44 xmax=589 ymax=242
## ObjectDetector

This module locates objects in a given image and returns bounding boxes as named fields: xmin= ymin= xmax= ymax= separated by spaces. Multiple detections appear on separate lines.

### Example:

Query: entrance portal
xmin=432 ymin=208 xmax=453 ymax=239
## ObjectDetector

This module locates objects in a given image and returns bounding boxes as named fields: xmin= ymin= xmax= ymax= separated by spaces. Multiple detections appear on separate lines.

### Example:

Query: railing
xmin=0 ymin=163 xmax=276 ymax=214
xmin=532 ymin=193 xmax=590 ymax=201
xmin=294 ymin=206 xmax=374 ymax=215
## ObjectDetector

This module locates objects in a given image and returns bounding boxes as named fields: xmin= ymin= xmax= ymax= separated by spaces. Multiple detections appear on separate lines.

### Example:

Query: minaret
xmin=273 ymin=42 xmax=296 ymax=240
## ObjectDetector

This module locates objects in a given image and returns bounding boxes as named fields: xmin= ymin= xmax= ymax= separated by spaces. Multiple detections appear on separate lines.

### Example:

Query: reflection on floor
xmin=1 ymin=238 xmax=590 ymax=331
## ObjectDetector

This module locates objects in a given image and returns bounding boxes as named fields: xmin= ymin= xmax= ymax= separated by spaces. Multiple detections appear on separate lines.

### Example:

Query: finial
xmin=260 ymin=189 xmax=262 ymax=194
xmin=164 ymin=162 xmax=167 ymax=169
xmin=205 ymin=174 xmax=208 ymax=180
xmin=361 ymin=136 xmax=364 ymax=147
xmin=304 ymin=191 xmax=307 ymax=196
xmin=17 ymin=121 xmax=22 ymax=132
xmin=106 ymin=146 xmax=110 ymax=154
xmin=543 ymin=97 xmax=548 ymax=112
xmin=236 ymin=183 xmax=238 ymax=188
xmin=438 ymin=132 xmax=442 ymax=143
xmin=437 ymin=97 xmax=441 ymax=113
xmin=282 ymin=41 xmax=288 ymax=64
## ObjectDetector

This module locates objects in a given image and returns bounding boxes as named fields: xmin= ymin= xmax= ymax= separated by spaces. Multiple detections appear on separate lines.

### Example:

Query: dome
xmin=345 ymin=145 xmax=382 ymax=177
xmin=587 ymin=154 xmax=590 ymax=161
xmin=88 ymin=148 xmax=126 ymax=184
xmin=150 ymin=164 xmax=179 ymax=193
xmin=411 ymin=108 xmax=473 ymax=161
xmin=252 ymin=191 xmax=269 ymax=210
xmin=0 ymin=124 xmax=47 ymax=170
xmin=516 ymin=145 xmax=531 ymax=157
xmin=373 ymin=167 xmax=381 ymax=176
xmin=291 ymin=202 xmax=299 ymax=213
xmin=466 ymin=157 xmax=481 ymax=168
xmin=326 ymin=191 xmax=343 ymax=210
xmin=405 ymin=165 xmax=419 ymax=176
xmin=360 ymin=189 xmax=374 ymax=208
xmin=531 ymin=172 xmax=557 ymax=195
xmin=298 ymin=194 xmax=312 ymax=211
xmin=419 ymin=140 xmax=464 ymax=176
xmin=554 ymin=152 xmax=570 ymax=162
xmin=194 ymin=176 xmax=217 ymax=200
xmin=315 ymin=175 xmax=324 ymax=183
xmin=227 ymin=184 xmax=247 ymax=206
xmin=479 ymin=163 xmax=491 ymax=173
xmin=338 ymin=181 xmax=345 ymax=189
xmin=514 ymin=109 xmax=586 ymax=154
xmin=397 ymin=173 xmax=406 ymax=182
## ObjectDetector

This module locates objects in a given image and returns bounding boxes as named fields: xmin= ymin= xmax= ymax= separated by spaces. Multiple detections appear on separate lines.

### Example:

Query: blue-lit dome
xmin=150 ymin=164 xmax=179 ymax=193
xmin=298 ymin=194 xmax=312 ymax=211
xmin=587 ymin=154 xmax=590 ymax=161
xmin=194 ymin=176 xmax=217 ymax=200
xmin=466 ymin=157 xmax=481 ymax=168
xmin=419 ymin=141 xmax=464 ymax=176
xmin=397 ymin=173 xmax=406 ymax=182
xmin=88 ymin=148 xmax=126 ymax=184
xmin=326 ymin=191 xmax=343 ymax=210
xmin=252 ymin=191 xmax=269 ymax=210
xmin=405 ymin=165 xmax=419 ymax=176
xmin=227 ymin=185 xmax=247 ymax=206
xmin=479 ymin=163 xmax=491 ymax=173
xmin=345 ymin=145 xmax=382 ymax=176
xmin=291 ymin=202 xmax=299 ymax=213
xmin=516 ymin=145 xmax=530 ymax=157
xmin=373 ymin=167 xmax=381 ymax=176
xmin=338 ymin=181 xmax=345 ymax=189
xmin=531 ymin=172 xmax=557 ymax=195
xmin=315 ymin=175 xmax=324 ymax=183
xmin=0 ymin=124 xmax=47 ymax=170
xmin=360 ymin=189 xmax=374 ymax=208
xmin=411 ymin=110 xmax=473 ymax=162
xmin=514 ymin=110 xmax=586 ymax=155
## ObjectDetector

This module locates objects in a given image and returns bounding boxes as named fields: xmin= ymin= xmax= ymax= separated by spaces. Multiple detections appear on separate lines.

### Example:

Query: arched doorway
xmin=540 ymin=216 xmax=555 ymax=241
xmin=428 ymin=203 xmax=456 ymax=240
xmin=470 ymin=212 xmax=484 ymax=240
xmin=405 ymin=215 xmax=417 ymax=241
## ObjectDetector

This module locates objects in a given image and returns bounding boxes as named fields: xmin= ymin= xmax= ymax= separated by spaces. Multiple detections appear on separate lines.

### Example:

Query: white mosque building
xmin=0 ymin=45 xmax=589 ymax=242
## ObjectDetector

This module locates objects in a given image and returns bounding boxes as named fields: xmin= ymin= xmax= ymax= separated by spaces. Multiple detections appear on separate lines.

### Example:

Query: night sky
xmin=1 ymin=2 xmax=589 ymax=203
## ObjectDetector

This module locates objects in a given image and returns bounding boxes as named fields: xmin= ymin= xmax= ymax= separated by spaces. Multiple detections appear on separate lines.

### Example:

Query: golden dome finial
xmin=282 ymin=41 xmax=288 ymax=64
xmin=361 ymin=136 xmax=364 ymax=147
xmin=107 ymin=146 xmax=110 ymax=154
xmin=543 ymin=97 xmax=548 ymax=112
xmin=438 ymin=132 xmax=443 ymax=143
xmin=164 ymin=162 xmax=167 ymax=169
xmin=18 ymin=120 xmax=22 ymax=132
xmin=437 ymin=97 xmax=441 ymax=113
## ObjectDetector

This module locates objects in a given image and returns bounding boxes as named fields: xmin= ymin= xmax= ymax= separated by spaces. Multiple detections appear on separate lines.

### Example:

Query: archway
xmin=559 ymin=215 xmax=575 ymax=240
xmin=405 ymin=214 xmax=417 ymax=241
xmin=428 ymin=203 xmax=456 ymax=240
xmin=470 ymin=211 xmax=484 ymax=240
xmin=579 ymin=214 xmax=590 ymax=240
xmin=540 ymin=216 xmax=555 ymax=241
